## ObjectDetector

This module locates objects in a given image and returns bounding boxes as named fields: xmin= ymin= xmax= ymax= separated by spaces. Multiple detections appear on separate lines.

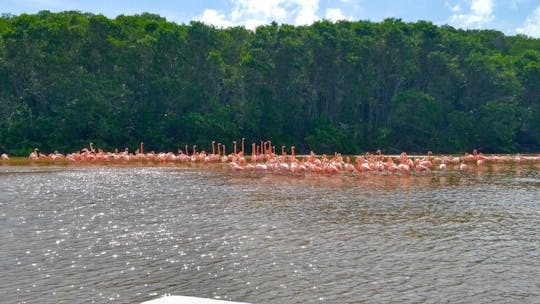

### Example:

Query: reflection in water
xmin=0 ymin=165 xmax=539 ymax=303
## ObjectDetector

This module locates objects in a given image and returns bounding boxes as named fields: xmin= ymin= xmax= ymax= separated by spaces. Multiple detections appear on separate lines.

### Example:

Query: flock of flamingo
xmin=1 ymin=138 xmax=539 ymax=175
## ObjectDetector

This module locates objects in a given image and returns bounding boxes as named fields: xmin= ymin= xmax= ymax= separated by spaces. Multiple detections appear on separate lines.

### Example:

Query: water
xmin=1 ymin=164 xmax=539 ymax=303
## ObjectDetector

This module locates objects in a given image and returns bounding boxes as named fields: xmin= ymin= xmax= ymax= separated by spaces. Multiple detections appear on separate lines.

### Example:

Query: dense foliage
xmin=0 ymin=11 xmax=539 ymax=155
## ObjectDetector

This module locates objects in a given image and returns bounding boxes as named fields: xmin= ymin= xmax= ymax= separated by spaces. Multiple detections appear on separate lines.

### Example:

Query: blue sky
xmin=2 ymin=0 xmax=540 ymax=37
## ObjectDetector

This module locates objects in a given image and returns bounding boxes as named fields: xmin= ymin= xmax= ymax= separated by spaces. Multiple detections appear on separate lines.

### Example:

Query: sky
xmin=2 ymin=0 xmax=540 ymax=38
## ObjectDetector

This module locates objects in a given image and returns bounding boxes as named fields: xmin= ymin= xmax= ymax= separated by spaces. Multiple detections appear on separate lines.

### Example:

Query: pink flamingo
xmin=221 ymin=145 xmax=228 ymax=162
xmin=414 ymin=159 xmax=431 ymax=173
xmin=376 ymin=149 xmax=384 ymax=161
xmin=1 ymin=153 xmax=9 ymax=161
xmin=419 ymin=151 xmax=433 ymax=168
xmin=230 ymin=160 xmax=244 ymax=171
xmin=251 ymin=143 xmax=257 ymax=162
xmin=239 ymin=138 xmax=245 ymax=157
xmin=256 ymin=163 xmax=268 ymax=171
xmin=291 ymin=159 xmax=308 ymax=173
xmin=470 ymin=149 xmax=485 ymax=161
xmin=29 ymin=148 xmax=40 ymax=160
xmin=464 ymin=151 xmax=475 ymax=162
xmin=397 ymin=152 xmax=410 ymax=172
xmin=355 ymin=156 xmax=371 ymax=172
xmin=385 ymin=157 xmax=399 ymax=173
xmin=344 ymin=156 xmax=357 ymax=173
xmin=325 ymin=162 xmax=340 ymax=174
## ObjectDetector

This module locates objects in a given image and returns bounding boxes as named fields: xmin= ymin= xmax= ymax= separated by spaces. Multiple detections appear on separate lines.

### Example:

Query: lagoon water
xmin=1 ymin=164 xmax=539 ymax=303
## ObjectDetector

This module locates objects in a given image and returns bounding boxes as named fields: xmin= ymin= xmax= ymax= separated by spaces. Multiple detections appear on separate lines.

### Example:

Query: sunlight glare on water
xmin=1 ymin=165 xmax=539 ymax=303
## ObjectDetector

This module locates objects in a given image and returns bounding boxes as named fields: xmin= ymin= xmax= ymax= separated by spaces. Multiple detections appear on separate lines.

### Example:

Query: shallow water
xmin=1 ymin=164 xmax=539 ymax=303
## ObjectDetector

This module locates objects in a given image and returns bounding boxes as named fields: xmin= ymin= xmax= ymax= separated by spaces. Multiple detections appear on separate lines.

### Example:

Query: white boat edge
xmin=141 ymin=295 xmax=251 ymax=304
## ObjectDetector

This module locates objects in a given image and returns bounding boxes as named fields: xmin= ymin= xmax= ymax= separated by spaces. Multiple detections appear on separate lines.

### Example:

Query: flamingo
xmin=221 ymin=145 xmax=228 ymax=163
xmin=514 ymin=153 xmax=525 ymax=163
xmin=122 ymin=153 xmax=130 ymax=162
xmin=1 ymin=153 xmax=9 ymax=161
xmin=29 ymin=148 xmax=40 ymax=160
xmin=278 ymin=161 xmax=289 ymax=171
xmin=256 ymin=163 xmax=268 ymax=171
xmin=398 ymin=152 xmax=411 ymax=172
xmin=356 ymin=157 xmax=371 ymax=172
xmin=291 ymin=160 xmax=308 ymax=173
xmin=239 ymin=138 xmax=245 ymax=157
xmin=376 ymin=149 xmax=384 ymax=161
xmin=385 ymin=157 xmax=399 ymax=173
xmin=419 ymin=151 xmax=433 ymax=168
xmin=48 ymin=151 xmax=64 ymax=161
xmin=414 ymin=159 xmax=431 ymax=173
xmin=325 ymin=163 xmax=340 ymax=174
xmin=66 ymin=153 xmax=76 ymax=162
xmin=230 ymin=160 xmax=244 ymax=171
xmin=397 ymin=163 xmax=410 ymax=172
xmin=474 ymin=149 xmax=486 ymax=162
xmin=251 ymin=143 xmax=257 ymax=162
xmin=344 ymin=156 xmax=357 ymax=173
xmin=464 ymin=151 xmax=475 ymax=162
xmin=139 ymin=142 xmax=144 ymax=155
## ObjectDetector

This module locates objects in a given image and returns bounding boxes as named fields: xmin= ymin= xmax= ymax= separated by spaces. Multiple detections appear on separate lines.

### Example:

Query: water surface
xmin=1 ymin=164 xmax=539 ymax=303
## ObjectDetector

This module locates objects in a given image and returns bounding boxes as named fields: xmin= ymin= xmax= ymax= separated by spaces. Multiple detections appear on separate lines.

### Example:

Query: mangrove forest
xmin=0 ymin=11 xmax=539 ymax=155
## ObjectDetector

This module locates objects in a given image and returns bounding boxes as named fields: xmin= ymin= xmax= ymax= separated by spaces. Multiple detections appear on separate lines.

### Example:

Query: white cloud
xmin=445 ymin=1 xmax=461 ymax=12
xmin=450 ymin=4 xmax=461 ymax=13
xmin=294 ymin=0 xmax=319 ymax=25
xmin=200 ymin=9 xmax=232 ymax=28
xmin=516 ymin=5 xmax=540 ymax=38
xmin=230 ymin=0 xmax=289 ymax=23
xmin=471 ymin=0 xmax=493 ymax=15
xmin=196 ymin=0 xmax=321 ymax=30
xmin=325 ymin=8 xmax=346 ymax=22
xmin=244 ymin=18 xmax=265 ymax=30
xmin=449 ymin=0 xmax=494 ymax=29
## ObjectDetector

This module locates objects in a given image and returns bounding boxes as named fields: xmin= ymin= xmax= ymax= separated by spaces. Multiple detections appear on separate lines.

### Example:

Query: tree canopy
xmin=0 ymin=11 xmax=538 ymax=155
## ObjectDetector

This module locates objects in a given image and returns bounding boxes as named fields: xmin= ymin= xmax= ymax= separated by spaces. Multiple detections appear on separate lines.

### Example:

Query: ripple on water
xmin=0 ymin=165 xmax=539 ymax=303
